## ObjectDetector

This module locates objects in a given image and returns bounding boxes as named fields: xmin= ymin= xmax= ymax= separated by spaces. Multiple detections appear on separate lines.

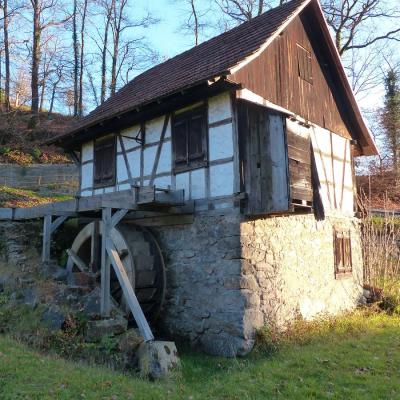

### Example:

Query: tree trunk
xmin=101 ymin=0 xmax=114 ymax=104
xmin=78 ymin=0 xmax=88 ymax=116
xmin=49 ymin=82 xmax=58 ymax=113
xmin=73 ymin=0 xmax=79 ymax=116
xmin=31 ymin=0 xmax=41 ymax=119
xmin=190 ymin=0 xmax=199 ymax=46
xmin=3 ymin=0 xmax=10 ymax=111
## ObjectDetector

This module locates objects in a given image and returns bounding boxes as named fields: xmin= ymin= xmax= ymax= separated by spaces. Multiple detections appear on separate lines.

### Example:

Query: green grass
xmin=0 ymin=311 xmax=399 ymax=399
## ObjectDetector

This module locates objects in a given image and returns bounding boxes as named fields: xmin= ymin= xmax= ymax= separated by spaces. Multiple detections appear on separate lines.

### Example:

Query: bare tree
xmin=78 ymin=0 xmax=88 ymax=116
xmin=321 ymin=0 xmax=400 ymax=56
xmin=108 ymin=0 xmax=156 ymax=95
xmin=29 ymin=0 xmax=70 ymax=120
xmin=0 ymin=0 xmax=24 ymax=110
xmin=216 ymin=0 xmax=268 ymax=23
xmin=175 ymin=0 xmax=211 ymax=45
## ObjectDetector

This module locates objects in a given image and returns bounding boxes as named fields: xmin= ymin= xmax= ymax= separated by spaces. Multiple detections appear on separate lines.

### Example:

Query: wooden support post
xmin=41 ymin=215 xmax=52 ymax=263
xmin=90 ymin=220 xmax=100 ymax=273
xmin=106 ymin=238 xmax=154 ymax=342
xmin=101 ymin=207 xmax=112 ymax=317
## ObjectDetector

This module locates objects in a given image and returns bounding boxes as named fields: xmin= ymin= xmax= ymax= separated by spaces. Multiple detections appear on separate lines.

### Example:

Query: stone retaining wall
xmin=0 ymin=163 xmax=78 ymax=192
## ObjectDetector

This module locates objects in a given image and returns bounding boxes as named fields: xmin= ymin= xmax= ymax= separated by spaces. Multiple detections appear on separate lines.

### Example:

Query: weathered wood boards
xmin=286 ymin=118 xmax=313 ymax=206
xmin=0 ymin=187 xmax=186 ymax=221
xmin=238 ymin=100 xmax=289 ymax=215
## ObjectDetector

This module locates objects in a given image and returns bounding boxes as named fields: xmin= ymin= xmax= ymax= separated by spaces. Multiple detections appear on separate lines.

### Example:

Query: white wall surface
xmin=79 ymin=91 xmax=237 ymax=200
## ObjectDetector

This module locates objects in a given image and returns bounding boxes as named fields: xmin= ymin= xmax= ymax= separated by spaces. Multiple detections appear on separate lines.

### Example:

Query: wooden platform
xmin=0 ymin=186 xmax=187 ymax=221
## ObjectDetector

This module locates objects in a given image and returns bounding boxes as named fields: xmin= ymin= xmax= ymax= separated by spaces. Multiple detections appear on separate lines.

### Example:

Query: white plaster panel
xmin=94 ymin=188 xmax=103 ymax=195
xmin=210 ymin=162 xmax=234 ymax=197
xmin=80 ymin=189 xmax=92 ymax=197
xmin=208 ymin=92 xmax=232 ymax=124
xmin=117 ymin=154 xmax=128 ymax=183
xmin=175 ymin=172 xmax=190 ymax=200
xmin=191 ymin=168 xmax=206 ymax=200
xmin=157 ymin=141 xmax=172 ymax=174
xmin=154 ymin=175 xmax=171 ymax=189
xmin=81 ymin=162 xmax=93 ymax=189
xmin=311 ymin=126 xmax=334 ymax=211
xmin=146 ymin=116 xmax=171 ymax=143
xmin=104 ymin=186 xmax=115 ymax=193
xmin=127 ymin=149 xmax=141 ymax=178
xmin=118 ymin=125 xmax=141 ymax=151
xmin=209 ymin=123 xmax=234 ymax=161
xmin=118 ymin=183 xmax=131 ymax=191
xmin=143 ymin=146 xmax=157 ymax=177
xmin=81 ymin=141 xmax=94 ymax=162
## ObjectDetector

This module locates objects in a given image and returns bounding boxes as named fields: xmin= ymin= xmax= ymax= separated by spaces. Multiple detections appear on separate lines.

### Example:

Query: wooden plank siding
xmin=230 ymin=14 xmax=352 ymax=141
xmin=238 ymin=100 xmax=289 ymax=215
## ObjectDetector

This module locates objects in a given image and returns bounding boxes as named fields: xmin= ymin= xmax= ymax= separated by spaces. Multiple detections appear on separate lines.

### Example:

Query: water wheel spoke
xmin=67 ymin=249 xmax=90 ymax=273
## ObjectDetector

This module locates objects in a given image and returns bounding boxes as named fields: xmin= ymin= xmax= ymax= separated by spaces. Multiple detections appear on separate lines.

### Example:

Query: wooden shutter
xmin=286 ymin=119 xmax=313 ymax=209
xmin=173 ymin=119 xmax=188 ymax=165
xmin=172 ymin=106 xmax=207 ymax=171
xmin=93 ymin=135 xmax=116 ymax=187
xmin=297 ymin=44 xmax=313 ymax=84
xmin=188 ymin=113 xmax=205 ymax=161
xmin=334 ymin=230 xmax=352 ymax=276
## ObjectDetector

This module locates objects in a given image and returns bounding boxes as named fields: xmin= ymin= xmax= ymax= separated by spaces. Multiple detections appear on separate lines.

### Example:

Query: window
xmin=297 ymin=44 xmax=313 ymax=84
xmin=93 ymin=135 xmax=116 ymax=188
xmin=333 ymin=230 xmax=352 ymax=277
xmin=172 ymin=106 xmax=208 ymax=171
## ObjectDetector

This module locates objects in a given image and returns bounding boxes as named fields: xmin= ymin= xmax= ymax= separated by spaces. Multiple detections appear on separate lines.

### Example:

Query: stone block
xmin=137 ymin=341 xmax=180 ymax=379
xmin=85 ymin=317 xmax=128 ymax=342
xmin=42 ymin=306 xmax=66 ymax=332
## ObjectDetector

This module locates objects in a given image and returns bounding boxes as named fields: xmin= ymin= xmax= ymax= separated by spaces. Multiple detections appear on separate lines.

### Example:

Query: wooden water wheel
xmin=66 ymin=222 xmax=166 ymax=323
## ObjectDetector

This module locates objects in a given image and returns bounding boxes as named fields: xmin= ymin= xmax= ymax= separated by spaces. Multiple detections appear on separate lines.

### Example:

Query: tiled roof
xmin=66 ymin=0 xmax=308 ymax=135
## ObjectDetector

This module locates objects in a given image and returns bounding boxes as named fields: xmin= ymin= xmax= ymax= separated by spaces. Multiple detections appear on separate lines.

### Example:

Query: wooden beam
xmin=41 ymin=215 xmax=52 ymax=263
xmin=66 ymin=248 xmax=89 ymax=273
xmin=111 ymin=209 xmax=129 ymax=228
xmin=0 ymin=187 xmax=189 ymax=221
xmin=50 ymin=215 xmax=69 ymax=234
xmin=90 ymin=220 xmax=100 ymax=273
xmin=106 ymin=238 xmax=154 ymax=342
xmin=149 ymin=114 xmax=170 ymax=186
xmin=118 ymin=133 xmax=136 ymax=190
xmin=101 ymin=207 xmax=112 ymax=317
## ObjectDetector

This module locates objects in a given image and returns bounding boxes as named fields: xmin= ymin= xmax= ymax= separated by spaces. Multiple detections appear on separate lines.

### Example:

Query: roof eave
xmin=48 ymin=76 xmax=238 ymax=150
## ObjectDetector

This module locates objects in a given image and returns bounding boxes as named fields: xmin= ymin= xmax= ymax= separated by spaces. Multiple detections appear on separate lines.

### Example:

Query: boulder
xmin=117 ymin=329 xmax=144 ymax=368
xmin=81 ymin=288 xmax=123 ymax=319
xmin=51 ymin=267 xmax=69 ymax=283
xmin=42 ymin=306 xmax=66 ymax=332
xmin=137 ymin=341 xmax=180 ymax=380
xmin=85 ymin=316 xmax=128 ymax=342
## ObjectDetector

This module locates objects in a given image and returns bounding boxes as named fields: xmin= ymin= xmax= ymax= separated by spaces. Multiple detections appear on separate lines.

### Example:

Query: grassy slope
xmin=0 ymin=186 xmax=72 ymax=208
xmin=0 ymin=312 xmax=399 ymax=400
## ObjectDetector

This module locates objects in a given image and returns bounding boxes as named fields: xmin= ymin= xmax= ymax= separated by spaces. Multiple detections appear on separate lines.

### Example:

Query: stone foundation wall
xmin=154 ymin=209 xmax=249 ymax=357
xmin=240 ymin=213 xmax=364 ymax=329
xmin=153 ymin=211 xmax=364 ymax=356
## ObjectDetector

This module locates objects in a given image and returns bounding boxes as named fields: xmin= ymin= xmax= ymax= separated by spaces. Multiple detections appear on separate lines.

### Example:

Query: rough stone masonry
xmin=0 ymin=208 xmax=364 ymax=358
xmin=155 ymin=208 xmax=364 ymax=357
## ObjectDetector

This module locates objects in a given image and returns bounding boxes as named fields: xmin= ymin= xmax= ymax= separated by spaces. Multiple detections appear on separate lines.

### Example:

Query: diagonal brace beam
xmin=106 ymin=238 xmax=154 ymax=342
xmin=111 ymin=209 xmax=129 ymax=228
